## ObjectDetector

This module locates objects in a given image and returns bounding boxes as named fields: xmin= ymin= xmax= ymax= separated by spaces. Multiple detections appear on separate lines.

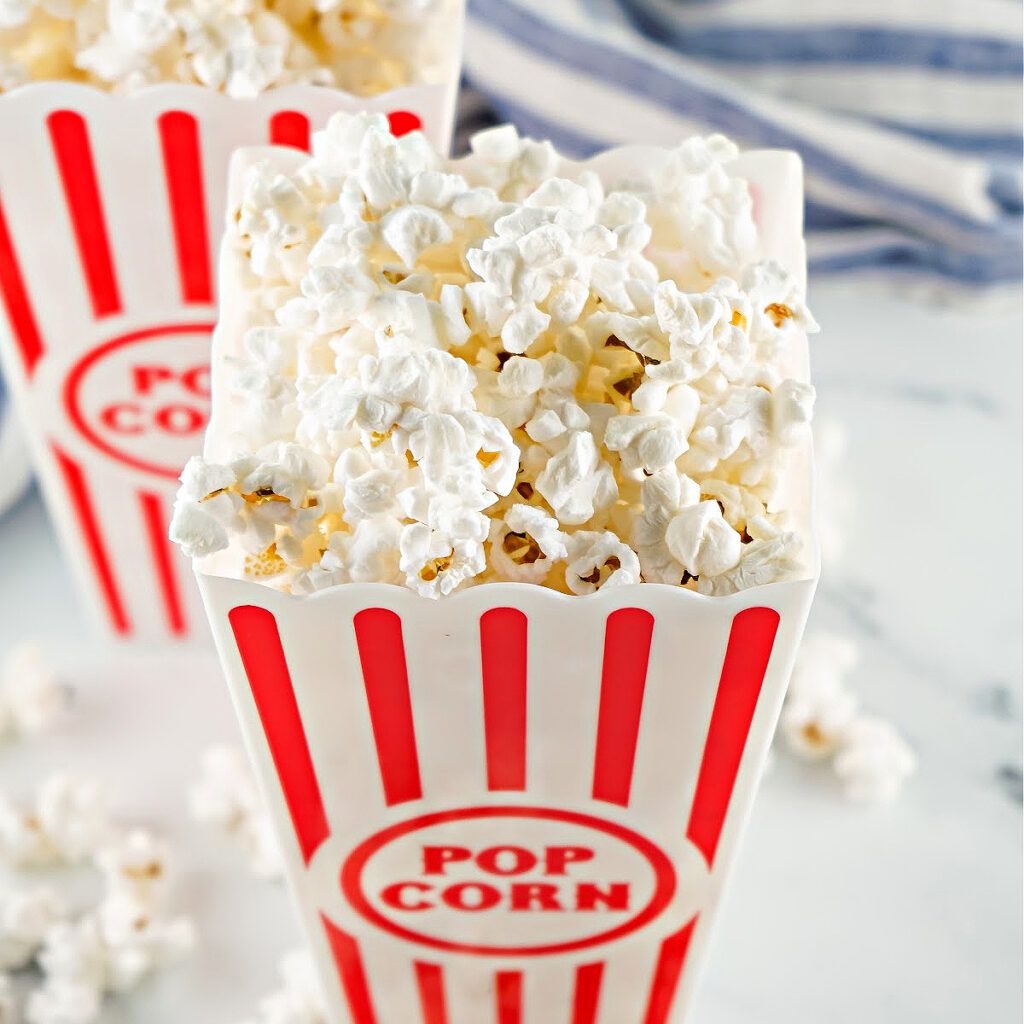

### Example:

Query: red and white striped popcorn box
xmin=0 ymin=79 xmax=458 ymax=643
xmin=198 ymin=577 xmax=816 ymax=1024
xmin=193 ymin=148 xmax=819 ymax=1023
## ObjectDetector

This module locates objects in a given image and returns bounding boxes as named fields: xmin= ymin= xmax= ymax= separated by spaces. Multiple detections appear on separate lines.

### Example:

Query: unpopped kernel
xmin=0 ymin=0 xmax=459 ymax=98
xmin=171 ymin=115 xmax=818 ymax=599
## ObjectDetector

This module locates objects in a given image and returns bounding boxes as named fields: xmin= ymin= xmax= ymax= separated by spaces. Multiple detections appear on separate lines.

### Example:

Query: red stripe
xmin=480 ymin=608 xmax=528 ymax=791
xmin=571 ymin=962 xmax=604 ymax=1024
xmin=642 ymin=920 xmax=698 ymax=1024
xmin=496 ymin=971 xmax=522 ymax=1024
xmin=321 ymin=917 xmax=379 ymax=1024
xmin=159 ymin=112 xmax=213 ymax=305
xmin=52 ymin=445 xmax=130 ymax=635
xmin=591 ymin=608 xmax=655 ymax=806
xmin=270 ymin=111 xmax=312 ymax=151
xmin=138 ymin=491 xmax=186 ymax=637
xmin=47 ymin=111 xmax=121 ymax=318
xmin=0 ymin=195 xmax=44 ymax=374
xmin=414 ymin=962 xmax=448 ymax=1024
xmin=353 ymin=609 xmax=423 ymax=806
xmin=228 ymin=606 xmax=330 ymax=864
xmin=686 ymin=607 xmax=780 ymax=866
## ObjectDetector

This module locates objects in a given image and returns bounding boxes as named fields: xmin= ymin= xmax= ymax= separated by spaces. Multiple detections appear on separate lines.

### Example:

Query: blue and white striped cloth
xmin=460 ymin=0 xmax=1022 ymax=285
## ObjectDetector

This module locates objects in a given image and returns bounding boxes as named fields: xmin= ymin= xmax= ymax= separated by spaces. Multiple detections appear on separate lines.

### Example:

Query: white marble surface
xmin=0 ymin=278 xmax=1020 ymax=1023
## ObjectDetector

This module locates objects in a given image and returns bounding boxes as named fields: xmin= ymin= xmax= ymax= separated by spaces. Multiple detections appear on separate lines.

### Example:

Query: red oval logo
xmin=340 ymin=806 xmax=677 ymax=957
xmin=64 ymin=323 xmax=214 ymax=479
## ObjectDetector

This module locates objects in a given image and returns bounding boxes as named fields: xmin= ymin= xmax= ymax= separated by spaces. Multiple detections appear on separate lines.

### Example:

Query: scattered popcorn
xmin=93 ymin=829 xmax=173 ymax=908
xmin=36 ymin=776 xmax=111 ymax=866
xmin=170 ymin=115 xmax=817 ymax=599
xmin=189 ymin=746 xmax=282 ymax=880
xmin=0 ymin=887 xmax=66 ymax=970
xmin=0 ymin=0 xmax=459 ymax=98
xmin=0 ymin=774 xmax=110 ymax=868
xmin=8 ymin=824 xmax=195 ymax=1024
xmin=781 ymin=631 xmax=859 ymax=760
xmin=236 ymin=949 xmax=328 ymax=1024
xmin=0 ymin=644 xmax=70 ymax=739
xmin=27 ymin=918 xmax=105 ymax=1024
xmin=834 ymin=717 xmax=917 ymax=805
xmin=781 ymin=632 xmax=916 ymax=803
xmin=94 ymin=888 xmax=195 ymax=995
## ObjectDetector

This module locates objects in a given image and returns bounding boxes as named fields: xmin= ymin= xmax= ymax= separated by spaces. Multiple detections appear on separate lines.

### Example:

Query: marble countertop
xmin=0 ymin=278 xmax=1020 ymax=1024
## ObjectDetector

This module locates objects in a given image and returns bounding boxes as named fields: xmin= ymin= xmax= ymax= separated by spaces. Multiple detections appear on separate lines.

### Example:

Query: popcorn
xmin=833 ymin=718 xmax=917 ymax=805
xmin=23 ymin=836 xmax=194 ymax=1023
xmin=0 ymin=887 xmax=66 ymax=970
xmin=36 ymin=776 xmax=110 ymax=865
xmin=781 ymin=632 xmax=916 ymax=804
xmin=189 ymin=745 xmax=282 ymax=880
xmin=26 ymin=973 xmax=103 ymax=1024
xmin=0 ymin=644 xmax=70 ymax=739
xmin=94 ymin=889 xmax=195 ymax=994
xmin=0 ymin=0 xmax=461 ymax=97
xmin=0 ymin=775 xmax=110 ymax=868
xmin=665 ymin=500 xmax=742 ymax=580
xmin=171 ymin=116 xmax=817 ymax=600
xmin=782 ymin=632 xmax=859 ymax=759
xmin=565 ymin=531 xmax=641 ymax=596
xmin=535 ymin=431 xmax=617 ymax=527
xmin=237 ymin=949 xmax=329 ymax=1024
xmin=93 ymin=830 xmax=172 ymax=908
xmin=488 ymin=503 xmax=567 ymax=584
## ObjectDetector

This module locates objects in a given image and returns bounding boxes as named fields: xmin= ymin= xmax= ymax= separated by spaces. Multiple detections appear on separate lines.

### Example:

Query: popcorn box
xmin=194 ymin=145 xmax=819 ymax=1022
xmin=0 ymin=76 xmax=460 ymax=642
xmin=197 ymin=577 xmax=816 ymax=1024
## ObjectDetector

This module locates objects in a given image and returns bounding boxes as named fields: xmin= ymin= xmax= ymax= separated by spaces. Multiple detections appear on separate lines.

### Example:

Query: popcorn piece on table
xmin=93 ymin=829 xmax=173 ymax=908
xmin=27 ymin=917 xmax=107 ymax=1024
xmin=0 ymin=644 xmax=70 ymax=739
xmin=0 ymin=886 xmax=66 ymax=970
xmin=0 ymin=0 xmax=460 ymax=98
xmin=237 ymin=949 xmax=328 ymax=1024
xmin=782 ymin=631 xmax=860 ymax=759
xmin=23 ymin=829 xmax=194 ymax=1024
xmin=834 ymin=717 xmax=917 ymax=805
xmin=189 ymin=745 xmax=282 ymax=880
xmin=782 ymin=631 xmax=916 ymax=803
xmin=0 ymin=774 xmax=110 ymax=868
xmin=170 ymin=114 xmax=818 ymax=600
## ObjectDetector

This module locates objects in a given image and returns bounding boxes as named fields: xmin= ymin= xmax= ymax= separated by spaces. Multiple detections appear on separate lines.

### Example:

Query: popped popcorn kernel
xmin=0 ymin=644 xmax=70 ymax=739
xmin=171 ymin=115 xmax=817 ymax=600
xmin=782 ymin=632 xmax=916 ymax=804
xmin=189 ymin=745 xmax=283 ymax=880
xmin=0 ymin=0 xmax=461 ymax=98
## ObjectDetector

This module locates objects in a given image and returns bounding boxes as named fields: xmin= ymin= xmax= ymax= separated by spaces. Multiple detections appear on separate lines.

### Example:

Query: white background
xmin=0 ymin=277 xmax=1020 ymax=1023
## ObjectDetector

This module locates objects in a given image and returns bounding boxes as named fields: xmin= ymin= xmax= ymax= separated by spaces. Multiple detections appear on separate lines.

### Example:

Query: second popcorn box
xmin=0 ymin=1 xmax=464 ymax=643
xmin=181 ymin=114 xmax=820 ymax=1023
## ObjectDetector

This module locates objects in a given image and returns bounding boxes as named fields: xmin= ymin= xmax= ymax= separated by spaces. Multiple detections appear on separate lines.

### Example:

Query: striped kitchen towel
xmin=462 ymin=0 xmax=1022 ymax=286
